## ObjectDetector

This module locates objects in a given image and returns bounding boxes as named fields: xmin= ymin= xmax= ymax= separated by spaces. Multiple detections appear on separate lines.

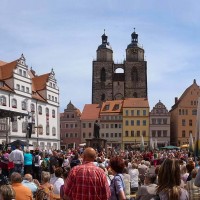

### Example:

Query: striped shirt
xmin=64 ymin=161 xmax=111 ymax=200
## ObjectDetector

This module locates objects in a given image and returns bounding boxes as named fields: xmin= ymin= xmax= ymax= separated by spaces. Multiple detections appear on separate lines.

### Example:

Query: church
xmin=92 ymin=29 xmax=148 ymax=104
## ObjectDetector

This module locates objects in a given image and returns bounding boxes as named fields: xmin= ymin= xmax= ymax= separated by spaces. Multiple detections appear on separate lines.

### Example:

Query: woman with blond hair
xmin=0 ymin=185 xmax=15 ymax=200
xmin=157 ymin=158 xmax=189 ymax=200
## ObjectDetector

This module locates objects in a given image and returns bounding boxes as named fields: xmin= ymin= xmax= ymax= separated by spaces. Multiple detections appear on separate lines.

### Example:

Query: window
xmin=137 ymin=131 xmax=140 ymax=137
xmin=137 ymin=110 xmax=140 ymax=116
xmin=83 ymin=132 xmax=86 ymax=138
xmin=55 ymin=97 xmax=57 ymax=102
xmin=152 ymin=130 xmax=156 ymax=137
xmin=106 ymin=133 xmax=109 ymax=138
xmin=88 ymin=123 xmax=92 ymax=128
xmin=12 ymin=99 xmax=17 ymax=108
xmin=38 ymin=125 xmax=43 ymax=135
xmin=66 ymin=133 xmax=68 ymax=138
xmin=106 ymin=124 xmax=109 ymax=128
xmin=52 ymin=109 xmax=55 ymax=118
xmin=70 ymin=124 xmax=73 ymax=128
xmin=38 ymin=106 xmax=42 ymax=115
xmin=182 ymin=130 xmax=186 ymax=138
xmin=115 ymin=124 xmax=118 ymax=128
xmin=21 ymin=86 xmax=25 ymax=92
xmin=65 ymin=124 xmax=68 ymax=128
xmin=182 ymin=109 xmax=185 ymax=115
xmin=71 ymin=114 xmax=74 ymax=118
xmin=119 ymin=133 xmax=121 ymax=137
xmin=111 ymin=124 xmax=114 ymax=128
xmin=75 ymin=123 xmax=77 ymax=128
xmin=75 ymin=133 xmax=78 ymax=138
xmin=52 ymin=96 xmax=54 ymax=101
xmin=131 ymin=120 xmax=134 ymax=126
xmin=46 ymin=124 xmax=50 ymax=135
xmin=0 ymin=96 xmax=6 ymax=106
xmin=30 ymin=103 xmax=35 ymax=112
xmin=131 ymin=131 xmax=134 ymax=137
xmin=137 ymin=120 xmax=140 ymax=126
xmin=152 ymin=118 xmax=156 ymax=124
xmin=131 ymin=110 xmax=134 ymax=116
xmin=23 ymin=71 xmax=26 ymax=77
xmin=157 ymin=119 xmax=162 ymax=124
xmin=157 ymin=130 xmax=162 ymax=137
xmin=142 ymin=131 xmax=146 ymax=137
xmin=21 ymin=101 xmax=27 ymax=110
xmin=115 ymin=133 xmax=117 ymax=137
xmin=52 ymin=127 xmax=56 ymax=136
xmin=125 ymin=110 xmax=129 ymax=116
xmin=182 ymin=119 xmax=186 ymax=126
xmin=143 ymin=120 xmax=146 ymax=126
xmin=125 ymin=131 xmax=128 ymax=137
xmin=53 ymin=84 xmax=56 ymax=88
xmin=22 ymin=122 xmax=27 ymax=133
xmin=82 ymin=123 xmax=86 ymax=128
xmin=48 ymin=95 xmax=51 ymax=100
xmin=100 ymin=68 xmax=106 ymax=82
xmin=101 ymin=133 xmax=104 ymax=138
xmin=119 ymin=124 xmax=122 ymax=128
xmin=101 ymin=124 xmax=104 ymax=129
xmin=163 ymin=118 xmax=167 ymax=124
xmin=19 ymin=69 xmax=22 ymax=75
xmin=16 ymin=84 xmax=20 ymax=90
xmin=143 ymin=110 xmax=146 ymax=116
xmin=46 ymin=108 xmax=49 ymax=116
xmin=192 ymin=109 xmax=197 ymax=115
xmin=163 ymin=130 xmax=167 ymax=137
xmin=125 ymin=120 xmax=129 ymax=126
xmin=189 ymin=120 xmax=192 ymax=126
xmin=111 ymin=133 xmax=113 ymax=137
xmin=179 ymin=109 xmax=181 ymax=115
xmin=191 ymin=101 xmax=193 ymax=106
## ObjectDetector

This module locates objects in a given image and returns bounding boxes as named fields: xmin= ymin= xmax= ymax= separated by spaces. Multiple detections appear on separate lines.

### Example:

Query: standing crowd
xmin=0 ymin=145 xmax=200 ymax=199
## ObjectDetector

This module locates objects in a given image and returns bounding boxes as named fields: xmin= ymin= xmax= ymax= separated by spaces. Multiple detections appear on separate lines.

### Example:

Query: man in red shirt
xmin=64 ymin=147 xmax=111 ymax=200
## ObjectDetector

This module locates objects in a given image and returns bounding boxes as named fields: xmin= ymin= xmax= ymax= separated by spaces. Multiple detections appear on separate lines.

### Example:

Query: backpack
xmin=41 ymin=159 xmax=50 ymax=171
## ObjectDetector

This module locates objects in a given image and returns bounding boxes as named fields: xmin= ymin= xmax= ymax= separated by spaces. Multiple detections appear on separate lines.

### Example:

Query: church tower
xmin=92 ymin=30 xmax=114 ymax=104
xmin=124 ymin=29 xmax=147 ymax=98
xmin=92 ymin=29 xmax=147 ymax=104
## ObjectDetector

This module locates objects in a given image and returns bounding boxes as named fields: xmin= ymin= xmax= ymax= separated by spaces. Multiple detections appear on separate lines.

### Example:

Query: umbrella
xmin=160 ymin=145 xmax=180 ymax=150
xmin=8 ymin=140 xmax=29 ymax=147
xmin=195 ymin=97 xmax=200 ymax=158
xmin=140 ymin=135 xmax=144 ymax=151
xmin=154 ymin=138 xmax=158 ymax=149
xmin=149 ymin=137 xmax=154 ymax=151
xmin=180 ymin=144 xmax=189 ymax=149
xmin=189 ymin=133 xmax=194 ymax=152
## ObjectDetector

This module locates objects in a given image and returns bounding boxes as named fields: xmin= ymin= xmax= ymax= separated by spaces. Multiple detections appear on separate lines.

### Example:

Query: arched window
xmin=101 ymin=94 xmax=105 ymax=101
xmin=52 ymin=127 xmax=56 ymax=136
xmin=12 ymin=98 xmax=17 ymax=108
xmin=0 ymin=96 xmax=6 ymax=106
xmin=38 ymin=106 xmax=42 ymax=115
xmin=52 ymin=109 xmax=55 ymax=118
xmin=100 ymin=68 xmax=106 ymax=82
xmin=38 ymin=124 xmax=43 ymax=135
xmin=30 ymin=103 xmax=35 ymax=112
xmin=21 ymin=101 xmax=27 ymax=110
xmin=46 ymin=107 xmax=49 ymax=116
xmin=131 ymin=67 xmax=138 ymax=81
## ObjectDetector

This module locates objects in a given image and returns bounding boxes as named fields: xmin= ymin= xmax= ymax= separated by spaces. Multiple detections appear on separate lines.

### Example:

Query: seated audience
xmin=22 ymin=174 xmax=38 ymax=195
xmin=0 ymin=185 xmax=15 ymax=200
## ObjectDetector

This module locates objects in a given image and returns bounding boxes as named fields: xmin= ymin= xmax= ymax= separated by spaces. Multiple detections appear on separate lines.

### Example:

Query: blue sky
xmin=1 ymin=0 xmax=200 ymax=112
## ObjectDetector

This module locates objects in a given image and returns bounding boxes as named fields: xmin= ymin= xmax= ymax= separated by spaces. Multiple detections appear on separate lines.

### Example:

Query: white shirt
xmin=9 ymin=149 xmax=24 ymax=164
xmin=129 ymin=168 xmax=139 ymax=188
xmin=50 ymin=177 xmax=64 ymax=195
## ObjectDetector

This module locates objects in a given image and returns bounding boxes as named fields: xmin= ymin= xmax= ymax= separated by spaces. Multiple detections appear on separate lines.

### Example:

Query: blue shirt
xmin=110 ymin=174 xmax=125 ymax=200
xmin=24 ymin=153 xmax=33 ymax=166
xmin=22 ymin=180 xmax=38 ymax=194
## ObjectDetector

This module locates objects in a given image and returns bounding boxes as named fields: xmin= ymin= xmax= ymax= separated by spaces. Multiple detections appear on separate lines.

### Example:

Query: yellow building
xmin=170 ymin=80 xmax=200 ymax=146
xmin=123 ymin=98 xmax=149 ymax=150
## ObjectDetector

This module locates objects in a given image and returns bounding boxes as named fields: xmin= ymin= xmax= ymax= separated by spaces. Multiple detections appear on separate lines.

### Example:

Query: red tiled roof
xmin=32 ymin=92 xmax=46 ymax=102
xmin=123 ymin=98 xmax=149 ymax=108
xmin=0 ymin=83 xmax=13 ymax=92
xmin=101 ymin=100 xmax=123 ymax=113
xmin=81 ymin=104 xmax=100 ymax=120
xmin=32 ymin=73 xmax=50 ymax=91
xmin=0 ymin=60 xmax=18 ymax=80
xmin=0 ymin=60 xmax=7 ymax=66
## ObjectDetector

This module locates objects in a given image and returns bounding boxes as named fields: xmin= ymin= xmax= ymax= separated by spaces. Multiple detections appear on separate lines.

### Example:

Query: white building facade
xmin=0 ymin=54 xmax=60 ymax=150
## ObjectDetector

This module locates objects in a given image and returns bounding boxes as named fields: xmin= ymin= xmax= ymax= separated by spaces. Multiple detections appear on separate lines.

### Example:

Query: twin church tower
xmin=92 ymin=29 xmax=148 ymax=104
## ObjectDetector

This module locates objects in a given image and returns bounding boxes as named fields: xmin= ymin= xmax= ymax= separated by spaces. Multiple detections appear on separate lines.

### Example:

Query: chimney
xmin=175 ymin=97 xmax=178 ymax=103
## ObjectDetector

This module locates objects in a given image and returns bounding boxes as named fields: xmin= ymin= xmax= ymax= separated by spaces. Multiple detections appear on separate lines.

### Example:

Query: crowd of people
xmin=0 ymin=144 xmax=200 ymax=199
